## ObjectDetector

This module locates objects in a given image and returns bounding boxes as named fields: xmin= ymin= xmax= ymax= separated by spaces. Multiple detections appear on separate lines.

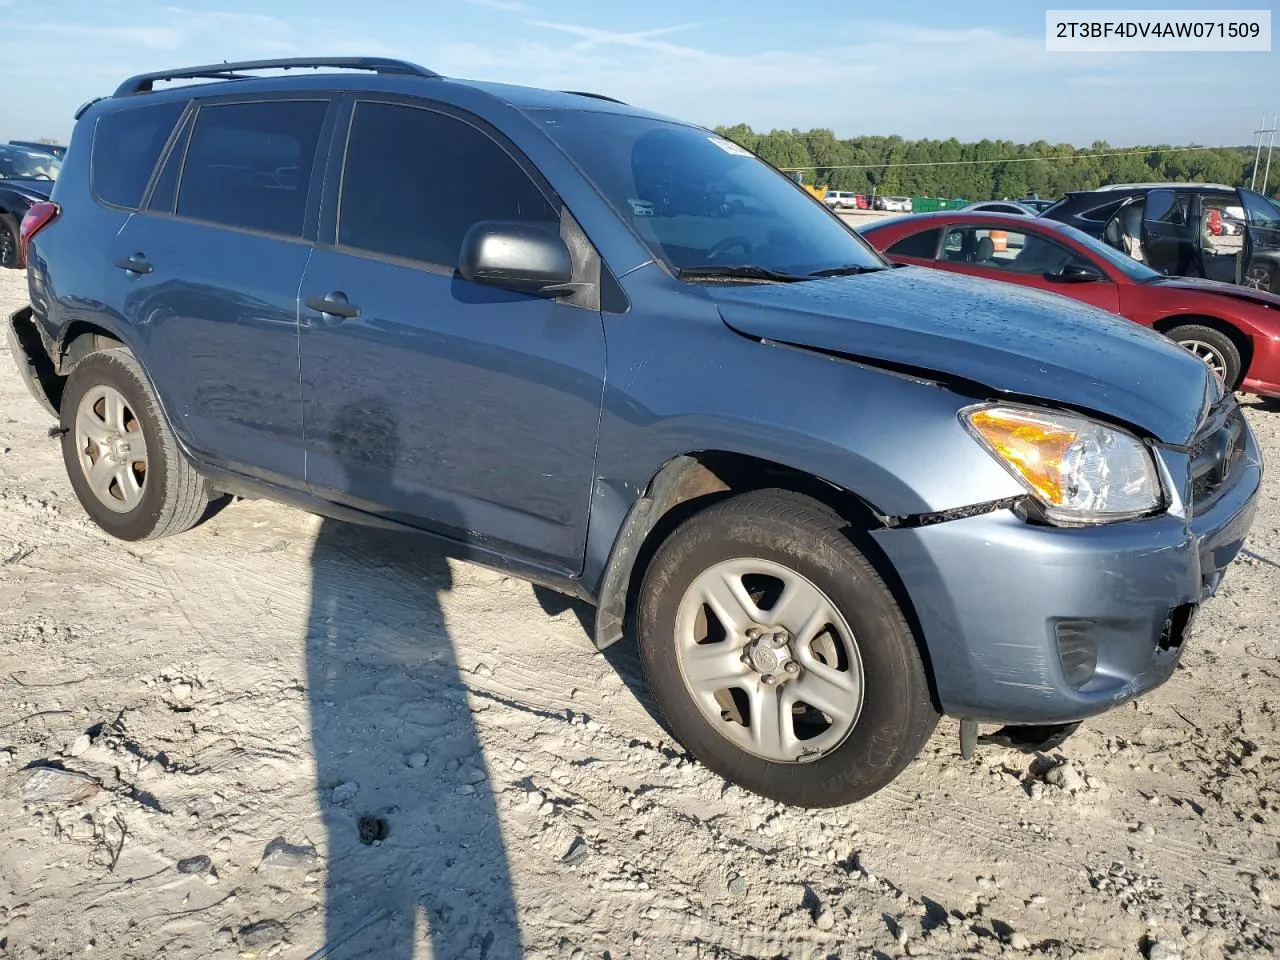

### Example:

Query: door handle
xmin=114 ymin=255 xmax=153 ymax=276
xmin=305 ymin=292 xmax=360 ymax=321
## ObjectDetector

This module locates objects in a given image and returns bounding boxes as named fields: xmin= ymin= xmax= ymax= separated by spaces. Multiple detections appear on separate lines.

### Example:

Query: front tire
xmin=1166 ymin=324 xmax=1241 ymax=391
xmin=60 ymin=348 xmax=210 ymax=541
xmin=637 ymin=489 xmax=938 ymax=808
xmin=1245 ymin=262 xmax=1275 ymax=294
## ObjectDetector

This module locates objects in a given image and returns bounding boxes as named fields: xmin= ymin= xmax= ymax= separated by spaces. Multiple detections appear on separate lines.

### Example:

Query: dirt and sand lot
xmin=0 ymin=267 xmax=1277 ymax=960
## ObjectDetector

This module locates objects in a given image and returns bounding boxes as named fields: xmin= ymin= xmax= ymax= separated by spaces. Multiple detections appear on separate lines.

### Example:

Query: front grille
xmin=1188 ymin=402 xmax=1246 ymax=511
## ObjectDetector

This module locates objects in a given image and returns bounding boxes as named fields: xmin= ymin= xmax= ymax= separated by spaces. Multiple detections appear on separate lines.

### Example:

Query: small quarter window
xmin=93 ymin=101 xmax=186 ymax=209
xmin=885 ymin=228 xmax=941 ymax=258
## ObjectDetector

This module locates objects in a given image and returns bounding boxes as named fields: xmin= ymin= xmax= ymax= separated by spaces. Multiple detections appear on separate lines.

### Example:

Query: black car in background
xmin=0 ymin=143 xmax=59 ymax=268
xmin=9 ymin=140 xmax=67 ymax=160
xmin=1041 ymin=182 xmax=1280 ymax=292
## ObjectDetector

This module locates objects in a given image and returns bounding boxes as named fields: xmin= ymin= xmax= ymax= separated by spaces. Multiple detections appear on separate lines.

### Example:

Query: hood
xmin=1147 ymin=275 xmax=1280 ymax=311
xmin=0 ymin=178 xmax=54 ymax=201
xmin=712 ymin=266 xmax=1214 ymax=444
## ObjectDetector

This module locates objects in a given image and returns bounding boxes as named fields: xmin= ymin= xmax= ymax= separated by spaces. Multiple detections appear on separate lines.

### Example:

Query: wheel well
xmin=650 ymin=451 xmax=883 ymax=534
xmin=596 ymin=450 xmax=942 ymax=710
xmin=1152 ymin=314 xmax=1252 ymax=380
xmin=57 ymin=322 xmax=125 ymax=377
xmin=594 ymin=450 xmax=886 ymax=650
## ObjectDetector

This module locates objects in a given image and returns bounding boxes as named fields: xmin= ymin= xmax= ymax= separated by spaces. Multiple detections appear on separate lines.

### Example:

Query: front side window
xmin=1056 ymin=221 xmax=1161 ymax=281
xmin=176 ymin=100 xmax=328 ymax=239
xmin=1240 ymin=188 xmax=1280 ymax=229
xmin=533 ymin=110 xmax=885 ymax=276
xmin=941 ymin=226 xmax=1084 ymax=276
xmin=338 ymin=101 xmax=558 ymax=268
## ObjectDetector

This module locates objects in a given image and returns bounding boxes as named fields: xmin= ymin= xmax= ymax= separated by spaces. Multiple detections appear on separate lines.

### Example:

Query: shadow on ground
xmin=304 ymin=400 xmax=521 ymax=959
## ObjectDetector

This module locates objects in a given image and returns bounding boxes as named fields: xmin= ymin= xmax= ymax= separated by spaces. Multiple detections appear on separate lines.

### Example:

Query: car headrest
xmin=976 ymin=236 xmax=995 ymax=261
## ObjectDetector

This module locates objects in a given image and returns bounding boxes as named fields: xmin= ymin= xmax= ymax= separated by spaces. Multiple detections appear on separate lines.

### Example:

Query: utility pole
xmin=1263 ymin=112 xmax=1277 ymax=195
xmin=1254 ymin=114 xmax=1278 ymax=193
xmin=1252 ymin=114 xmax=1265 ymax=190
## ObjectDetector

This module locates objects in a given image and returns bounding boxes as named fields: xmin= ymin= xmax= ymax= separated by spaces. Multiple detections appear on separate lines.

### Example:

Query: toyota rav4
xmin=9 ymin=58 xmax=1262 ymax=807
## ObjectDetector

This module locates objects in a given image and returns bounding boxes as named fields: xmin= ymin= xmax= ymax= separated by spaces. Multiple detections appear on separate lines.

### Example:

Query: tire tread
xmin=637 ymin=488 xmax=938 ymax=807
xmin=60 ymin=348 xmax=208 ymax=541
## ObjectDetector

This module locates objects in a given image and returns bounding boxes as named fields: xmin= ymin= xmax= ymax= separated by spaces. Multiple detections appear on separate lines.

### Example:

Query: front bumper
xmin=1241 ymin=331 xmax=1280 ymax=399
xmin=872 ymin=428 xmax=1262 ymax=725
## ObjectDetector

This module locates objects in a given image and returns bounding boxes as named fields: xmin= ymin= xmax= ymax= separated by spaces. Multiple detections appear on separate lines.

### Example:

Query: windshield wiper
xmin=677 ymin=265 xmax=807 ymax=283
xmin=806 ymin=264 xmax=888 ymax=277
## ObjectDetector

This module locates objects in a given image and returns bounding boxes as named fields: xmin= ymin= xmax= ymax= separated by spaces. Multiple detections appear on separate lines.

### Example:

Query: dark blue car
xmin=0 ymin=143 xmax=60 ymax=268
xmin=9 ymin=58 xmax=1261 ymax=807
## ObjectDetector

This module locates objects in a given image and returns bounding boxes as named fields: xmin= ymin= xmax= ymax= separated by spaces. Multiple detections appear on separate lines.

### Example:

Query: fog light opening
xmin=1158 ymin=603 xmax=1197 ymax=652
xmin=1055 ymin=620 xmax=1098 ymax=688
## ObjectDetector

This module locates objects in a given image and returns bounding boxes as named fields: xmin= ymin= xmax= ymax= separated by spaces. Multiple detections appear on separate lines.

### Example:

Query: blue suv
xmin=9 ymin=58 xmax=1261 ymax=807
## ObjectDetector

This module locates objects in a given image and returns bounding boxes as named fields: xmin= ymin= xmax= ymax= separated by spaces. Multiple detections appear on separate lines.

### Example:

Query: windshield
xmin=535 ymin=111 xmax=886 ymax=276
xmin=1052 ymin=221 xmax=1161 ymax=281
xmin=0 ymin=145 xmax=60 ymax=181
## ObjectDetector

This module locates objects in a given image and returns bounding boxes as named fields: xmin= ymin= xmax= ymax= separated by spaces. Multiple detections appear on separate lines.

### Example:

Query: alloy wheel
xmin=674 ymin=557 xmax=864 ymax=763
xmin=1181 ymin=340 xmax=1228 ymax=383
xmin=74 ymin=385 xmax=149 ymax=513
xmin=1245 ymin=265 xmax=1272 ymax=292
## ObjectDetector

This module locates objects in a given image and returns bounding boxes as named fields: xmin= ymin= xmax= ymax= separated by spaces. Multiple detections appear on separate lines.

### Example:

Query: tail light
xmin=19 ymin=201 xmax=60 ymax=255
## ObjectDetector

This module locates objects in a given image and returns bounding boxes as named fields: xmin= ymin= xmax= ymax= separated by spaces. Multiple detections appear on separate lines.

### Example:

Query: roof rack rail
xmin=561 ymin=90 xmax=627 ymax=105
xmin=114 ymin=57 xmax=440 ymax=97
xmin=1090 ymin=181 xmax=1234 ymax=192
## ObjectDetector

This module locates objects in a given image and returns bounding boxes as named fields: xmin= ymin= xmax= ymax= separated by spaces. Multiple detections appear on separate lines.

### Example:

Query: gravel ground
xmin=0 ymin=267 xmax=1277 ymax=960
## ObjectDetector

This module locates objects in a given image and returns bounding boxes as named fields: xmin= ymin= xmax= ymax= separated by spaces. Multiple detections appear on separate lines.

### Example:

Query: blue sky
xmin=2 ymin=0 xmax=1276 ymax=146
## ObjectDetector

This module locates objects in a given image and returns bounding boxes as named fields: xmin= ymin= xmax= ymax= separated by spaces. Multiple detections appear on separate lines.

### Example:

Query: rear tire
xmin=60 ymin=348 xmax=209 ymax=541
xmin=0 ymin=213 xmax=20 ymax=269
xmin=1166 ymin=324 xmax=1241 ymax=391
xmin=636 ymin=489 xmax=938 ymax=808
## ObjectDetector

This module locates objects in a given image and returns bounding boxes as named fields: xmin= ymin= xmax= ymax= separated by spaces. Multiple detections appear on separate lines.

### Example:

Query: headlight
xmin=961 ymin=404 xmax=1162 ymax=524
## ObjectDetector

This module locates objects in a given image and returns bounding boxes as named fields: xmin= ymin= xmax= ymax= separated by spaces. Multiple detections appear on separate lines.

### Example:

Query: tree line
xmin=714 ymin=124 xmax=1272 ymax=201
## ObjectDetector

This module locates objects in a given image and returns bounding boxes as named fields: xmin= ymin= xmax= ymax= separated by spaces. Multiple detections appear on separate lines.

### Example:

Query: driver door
xmin=298 ymin=98 xmax=607 ymax=574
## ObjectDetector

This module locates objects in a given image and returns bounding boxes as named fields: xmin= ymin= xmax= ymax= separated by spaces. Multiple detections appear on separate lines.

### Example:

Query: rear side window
xmin=338 ymin=101 xmax=558 ymax=268
xmin=885 ymin=228 xmax=941 ymax=258
xmin=1145 ymin=189 xmax=1188 ymax=226
xmin=176 ymin=100 xmax=328 ymax=239
xmin=1079 ymin=199 xmax=1125 ymax=223
xmin=92 ymin=102 xmax=185 ymax=209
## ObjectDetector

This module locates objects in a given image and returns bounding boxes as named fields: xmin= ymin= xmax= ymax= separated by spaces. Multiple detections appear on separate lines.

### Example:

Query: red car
xmin=860 ymin=211 xmax=1280 ymax=397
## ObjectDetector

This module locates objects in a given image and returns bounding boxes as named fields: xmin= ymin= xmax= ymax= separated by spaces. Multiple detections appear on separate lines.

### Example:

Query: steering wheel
xmin=707 ymin=235 xmax=753 ymax=261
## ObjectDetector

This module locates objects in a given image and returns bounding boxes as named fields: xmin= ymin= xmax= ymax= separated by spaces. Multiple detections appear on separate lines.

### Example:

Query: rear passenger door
xmin=297 ymin=97 xmax=606 ymax=574
xmin=108 ymin=95 xmax=335 ymax=488
xmin=1140 ymin=188 xmax=1193 ymax=278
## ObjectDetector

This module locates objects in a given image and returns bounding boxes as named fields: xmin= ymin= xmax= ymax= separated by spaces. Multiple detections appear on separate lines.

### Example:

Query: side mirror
xmin=1049 ymin=262 xmax=1105 ymax=283
xmin=459 ymin=220 xmax=573 ymax=296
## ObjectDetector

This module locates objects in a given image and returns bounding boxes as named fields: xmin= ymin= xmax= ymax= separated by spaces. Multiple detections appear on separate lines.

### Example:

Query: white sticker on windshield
xmin=707 ymin=136 xmax=753 ymax=157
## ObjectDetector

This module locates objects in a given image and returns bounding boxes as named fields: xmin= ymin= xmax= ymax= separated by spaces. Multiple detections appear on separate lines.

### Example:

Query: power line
xmin=778 ymin=144 xmax=1243 ymax=172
